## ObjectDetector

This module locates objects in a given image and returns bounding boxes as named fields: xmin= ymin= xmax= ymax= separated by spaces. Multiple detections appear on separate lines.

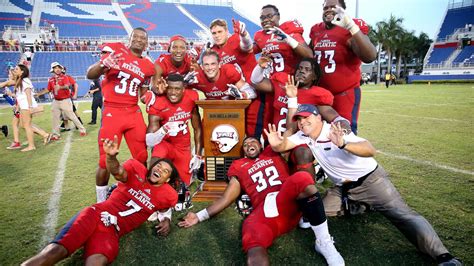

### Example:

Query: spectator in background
xmin=36 ymin=62 xmax=86 ymax=139
xmin=0 ymin=64 xmax=51 ymax=151
xmin=390 ymin=73 xmax=396 ymax=85
xmin=385 ymin=72 xmax=391 ymax=88
xmin=23 ymin=47 xmax=32 ymax=62
xmin=60 ymin=67 xmax=84 ymax=131
xmin=88 ymin=79 xmax=103 ymax=125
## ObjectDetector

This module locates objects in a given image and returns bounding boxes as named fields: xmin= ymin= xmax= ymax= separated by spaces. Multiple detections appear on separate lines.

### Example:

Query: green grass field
xmin=0 ymin=83 xmax=473 ymax=265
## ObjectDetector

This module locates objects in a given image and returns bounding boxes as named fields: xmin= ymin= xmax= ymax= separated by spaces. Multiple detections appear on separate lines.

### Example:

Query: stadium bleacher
xmin=453 ymin=45 xmax=474 ymax=63
xmin=181 ymin=4 xmax=260 ymax=37
xmin=0 ymin=0 xmax=32 ymax=29
xmin=0 ymin=52 xmax=21 ymax=76
xmin=121 ymin=2 xmax=200 ymax=38
xmin=427 ymin=46 xmax=457 ymax=64
xmin=437 ymin=5 xmax=474 ymax=41
xmin=29 ymin=52 xmax=97 ymax=78
xmin=40 ymin=0 xmax=127 ymax=37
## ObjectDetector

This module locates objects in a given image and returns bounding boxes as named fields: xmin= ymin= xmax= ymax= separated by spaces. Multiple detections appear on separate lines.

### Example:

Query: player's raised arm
xmin=178 ymin=177 xmax=241 ymax=228
xmin=103 ymin=135 xmax=128 ymax=182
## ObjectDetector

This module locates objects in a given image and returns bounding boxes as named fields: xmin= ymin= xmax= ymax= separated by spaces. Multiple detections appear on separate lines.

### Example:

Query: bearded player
xmin=209 ymin=18 xmax=265 ymax=138
xmin=87 ymin=27 xmax=156 ymax=203
xmin=21 ymin=135 xmax=178 ymax=265
xmin=309 ymin=0 xmax=376 ymax=134
xmin=179 ymin=136 xmax=344 ymax=266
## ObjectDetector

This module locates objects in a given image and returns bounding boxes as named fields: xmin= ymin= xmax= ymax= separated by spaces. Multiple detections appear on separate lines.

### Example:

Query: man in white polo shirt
xmin=264 ymin=104 xmax=462 ymax=266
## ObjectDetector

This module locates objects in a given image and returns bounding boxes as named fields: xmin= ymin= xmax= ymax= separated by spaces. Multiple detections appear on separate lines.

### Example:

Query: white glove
xmin=100 ymin=52 xmax=123 ymax=70
xmin=100 ymin=211 xmax=120 ymax=231
xmin=268 ymin=27 xmax=299 ymax=49
xmin=331 ymin=5 xmax=360 ymax=35
xmin=184 ymin=71 xmax=198 ymax=85
xmin=163 ymin=121 xmax=183 ymax=137
xmin=226 ymin=84 xmax=244 ymax=99
xmin=189 ymin=154 xmax=203 ymax=173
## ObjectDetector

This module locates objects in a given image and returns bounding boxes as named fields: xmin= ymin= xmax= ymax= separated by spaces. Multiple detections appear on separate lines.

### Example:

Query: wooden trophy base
xmin=192 ymin=181 xmax=228 ymax=202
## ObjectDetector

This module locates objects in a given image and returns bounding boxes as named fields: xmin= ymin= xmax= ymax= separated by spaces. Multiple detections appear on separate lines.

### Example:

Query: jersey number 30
xmin=114 ymin=71 xmax=141 ymax=96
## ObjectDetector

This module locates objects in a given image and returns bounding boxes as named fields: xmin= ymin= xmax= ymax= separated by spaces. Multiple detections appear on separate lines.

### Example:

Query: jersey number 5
xmin=250 ymin=166 xmax=282 ymax=192
xmin=114 ymin=71 xmax=141 ymax=96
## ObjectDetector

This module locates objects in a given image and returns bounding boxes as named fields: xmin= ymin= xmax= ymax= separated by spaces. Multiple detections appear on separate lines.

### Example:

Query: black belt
xmin=341 ymin=165 xmax=378 ymax=215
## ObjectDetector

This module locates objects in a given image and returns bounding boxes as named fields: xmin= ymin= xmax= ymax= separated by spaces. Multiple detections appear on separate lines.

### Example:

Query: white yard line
xmin=40 ymin=132 xmax=73 ymax=247
xmin=360 ymin=110 xmax=466 ymax=123
xmin=377 ymin=150 xmax=474 ymax=176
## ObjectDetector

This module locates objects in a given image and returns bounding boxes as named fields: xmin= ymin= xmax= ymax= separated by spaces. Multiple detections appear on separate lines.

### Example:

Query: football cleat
xmin=298 ymin=217 xmax=311 ymax=229
xmin=315 ymin=237 xmax=345 ymax=266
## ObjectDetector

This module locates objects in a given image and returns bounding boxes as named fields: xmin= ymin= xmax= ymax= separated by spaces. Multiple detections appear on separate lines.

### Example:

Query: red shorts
xmin=53 ymin=207 xmax=119 ymax=262
xmin=241 ymin=172 xmax=314 ymax=252
xmin=152 ymin=141 xmax=192 ymax=185
xmin=332 ymin=87 xmax=361 ymax=134
xmin=98 ymin=105 xmax=147 ymax=168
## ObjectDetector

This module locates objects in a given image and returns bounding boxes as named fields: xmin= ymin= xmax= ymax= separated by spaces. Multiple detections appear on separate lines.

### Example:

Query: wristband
xmin=196 ymin=209 xmax=210 ymax=222
xmin=287 ymin=97 xmax=298 ymax=108
xmin=338 ymin=139 xmax=347 ymax=149
xmin=286 ymin=36 xmax=299 ymax=49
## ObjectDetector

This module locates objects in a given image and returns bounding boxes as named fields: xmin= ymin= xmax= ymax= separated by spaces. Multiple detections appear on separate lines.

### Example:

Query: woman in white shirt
xmin=1 ymin=64 xmax=50 ymax=151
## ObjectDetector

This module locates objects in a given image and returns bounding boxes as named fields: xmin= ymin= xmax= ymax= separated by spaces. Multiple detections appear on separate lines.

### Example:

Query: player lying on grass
xmin=21 ymin=135 xmax=179 ymax=265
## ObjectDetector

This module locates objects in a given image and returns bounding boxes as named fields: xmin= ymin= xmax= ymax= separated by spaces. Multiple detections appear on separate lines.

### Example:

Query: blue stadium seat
xmin=182 ymin=4 xmax=260 ymax=37
xmin=0 ymin=0 xmax=33 ymax=29
xmin=0 ymin=52 xmax=21 ymax=79
xmin=453 ymin=45 xmax=474 ymax=63
xmin=120 ymin=2 xmax=200 ymax=38
xmin=437 ymin=6 xmax=474 ymax=41
xmin=29 ymin=52 xmax=97 ymax=78
xmin=427 ymin=47 xmax=456 ymax=64
xmin=40 ymin=0 xmax=126 ymax=37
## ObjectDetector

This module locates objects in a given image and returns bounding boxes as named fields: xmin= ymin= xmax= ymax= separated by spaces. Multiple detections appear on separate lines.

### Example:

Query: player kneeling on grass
xmin=178 ymin=136 xmax=344 ymax=266
xmin=266 ymin=104 xmax=463 ymax=266
xmin=145 ymin=73 xmax=203 ymax=212
xmin=21 ymin=135 xmax=179 ymax=266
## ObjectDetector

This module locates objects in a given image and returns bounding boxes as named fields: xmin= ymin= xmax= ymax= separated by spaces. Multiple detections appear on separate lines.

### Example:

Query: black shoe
xmin=88 ymin=121 xmax=96 ymax=125
xmin=60 ymin=127 xmax=71 ymax=132
xmin=1 ymin=125 xmax=8 ymax=137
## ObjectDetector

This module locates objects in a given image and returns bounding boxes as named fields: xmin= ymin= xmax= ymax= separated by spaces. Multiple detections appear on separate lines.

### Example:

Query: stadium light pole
xmin=355 ymin=0 xmax=359 ymax=17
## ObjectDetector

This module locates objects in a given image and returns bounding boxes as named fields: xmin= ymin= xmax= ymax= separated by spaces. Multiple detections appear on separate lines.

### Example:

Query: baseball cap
xmin=50 ymin=62 xmax=63 ymax=73
xmin=169 ymin=35 xmax=187 ymax=46
xmin=292 ymin=104 xmax=319 ymax=121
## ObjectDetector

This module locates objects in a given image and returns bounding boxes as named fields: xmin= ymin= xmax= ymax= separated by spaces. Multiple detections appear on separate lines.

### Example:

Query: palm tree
xmin=376 ymin=15 xmax=404 ymax=75
xmin=369 ymin=23 xmax=386 ymax=83
xmin=413 ymin=32 xmax=432 ymax=72
xmin=393 ymin=30 xmax=416 ymax=77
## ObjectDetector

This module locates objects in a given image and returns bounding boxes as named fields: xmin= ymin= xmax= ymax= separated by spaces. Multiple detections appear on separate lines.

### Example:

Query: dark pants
xmin=91 ymin=96 xmax=103 ymax=123
xmin=385 ymin=80 xmax=390 ymax=88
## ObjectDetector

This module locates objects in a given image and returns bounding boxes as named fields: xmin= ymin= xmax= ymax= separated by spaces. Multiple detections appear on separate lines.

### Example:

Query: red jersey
xmin=100 ymin=42 xmax=155 ymax=107
xmin=190 ymin=64 xmax=241 ymax=100
xmin=211 ymin=33 xmax=257 ymax=81
xmin=270 ymin=73 xmax=333 ymax=132
xmin=147 ymin=89 xmax=198 ymax=149
xmin=227 ymin=146 xmax=290 ymax=208
xmin=95 ymin=159 xmax=178 ymax=236
xmin=66 ymin=75 xmax=77 ymax=96
xmin=155 ymin=53 xmax=193 ymax=78
xmin=253 ymin=20 xmax=306 ymax=75
xmin=309 ymin=19 xmax=369 ymax=94
xmin=47 ymin=73 xmax=71 ymax=100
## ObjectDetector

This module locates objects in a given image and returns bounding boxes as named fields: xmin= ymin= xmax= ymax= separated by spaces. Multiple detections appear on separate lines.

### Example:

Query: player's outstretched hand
xmin=331 ymin=5 xmax=359 ymax=35
xmin=263 ymin=124 xmax=283 ymax=146
xmin=177 ymin=212 xmax=199 ymax=228
xmin=102 ymin=135 xmax=120 ymax=156
xmin=328 ymin=122 xmax=345 ymax=147
xmin=284 ymin=75 xmax=299 ymax=98
xmin=101 ymin=52 xmax=124 ymax=70
xmin=232 ymin=18 xmax=247 ymax=36
xmin=155 ymin=218 xmax=171 ymax=237
xmin=258 ymin=53 xmax=273 ymax=69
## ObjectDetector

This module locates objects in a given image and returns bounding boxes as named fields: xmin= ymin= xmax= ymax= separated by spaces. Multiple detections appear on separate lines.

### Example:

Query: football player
xmin=152 ymin=35 xmax=199 ymax=95
xmin=309 ymin=0 xmax=377 ymax=134
xmin=188 ymin=50 xmax=256 ymax=100
xmin=86 ymin=27 xmax=156 ymax=203
xmin=178 ymin=136 xmax=344 ymax=266
xmin=21 ymin=135 xmax=178 ymax=265
xmin=146 ymin=73 xmax=203 ymax=193
xmin=209 ymin=18 xmax=265 ymax=138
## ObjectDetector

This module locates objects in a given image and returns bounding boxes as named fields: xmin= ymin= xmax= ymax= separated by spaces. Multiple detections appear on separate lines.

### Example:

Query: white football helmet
xmin=211 ymin=124 xmax=239 ymax=153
